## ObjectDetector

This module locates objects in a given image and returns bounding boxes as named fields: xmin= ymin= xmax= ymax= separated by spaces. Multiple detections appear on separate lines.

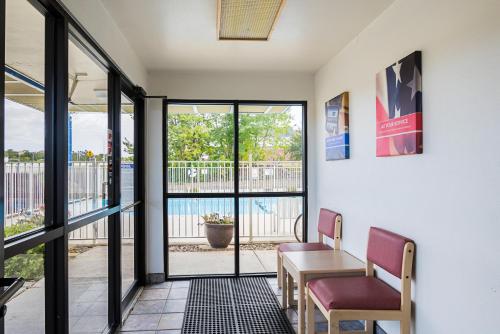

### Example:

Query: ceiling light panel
xmin=217 ymin=0 xmax=285 ymax=41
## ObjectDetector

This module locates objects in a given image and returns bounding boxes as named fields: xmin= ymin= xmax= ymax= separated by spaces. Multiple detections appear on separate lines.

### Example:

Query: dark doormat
xmin=182 ymin=277 xmax=295 ymax=334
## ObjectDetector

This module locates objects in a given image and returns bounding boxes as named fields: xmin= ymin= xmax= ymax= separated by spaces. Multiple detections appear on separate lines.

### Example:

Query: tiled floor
xmin=120 ymin=280 xmax=187 ymax=333
xmin=121 ymin=278 xmax=385 ymax=334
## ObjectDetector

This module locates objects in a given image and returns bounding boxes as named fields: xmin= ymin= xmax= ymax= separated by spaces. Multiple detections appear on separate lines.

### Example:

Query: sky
xmin=5 ymin=99 xmax=135 ymax=157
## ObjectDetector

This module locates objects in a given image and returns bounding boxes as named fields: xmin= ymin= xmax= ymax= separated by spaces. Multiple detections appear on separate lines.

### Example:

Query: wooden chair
xmin=306 ymin=227 xmax=415 ymax=334
xmin=277 ymin=208 xmax=342 ymax=288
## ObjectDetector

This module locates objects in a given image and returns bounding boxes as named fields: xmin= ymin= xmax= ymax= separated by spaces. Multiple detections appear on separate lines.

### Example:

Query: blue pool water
xmin=167 ymin=197 xmax=281 ymax=216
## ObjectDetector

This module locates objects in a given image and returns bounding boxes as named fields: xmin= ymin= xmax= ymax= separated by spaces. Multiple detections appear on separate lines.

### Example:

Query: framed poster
xmin=376 ymin=51 xmax=422 ymax=157
xmin=325 ymin=92 xmax=349 ymax=160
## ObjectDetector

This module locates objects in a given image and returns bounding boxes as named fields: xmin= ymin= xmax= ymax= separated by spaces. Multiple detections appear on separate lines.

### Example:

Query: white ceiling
xmin=101 ymin=0 xmax=394 ymax=72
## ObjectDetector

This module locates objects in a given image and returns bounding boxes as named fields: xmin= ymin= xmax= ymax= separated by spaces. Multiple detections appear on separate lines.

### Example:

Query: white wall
xmin=60 ymin=0 xmax=147 ymax=88
xmin=312 ymin=0 xmax=500 ymax=333
xmin=145 ymin=70 xmax=315 ymax=274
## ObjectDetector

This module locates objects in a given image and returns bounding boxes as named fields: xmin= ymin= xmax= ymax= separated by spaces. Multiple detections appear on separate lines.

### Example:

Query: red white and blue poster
xmin=325 ymin=92 xmax=349 ymax=160
xmin=376 ymin=51 xmax=422 ymax=157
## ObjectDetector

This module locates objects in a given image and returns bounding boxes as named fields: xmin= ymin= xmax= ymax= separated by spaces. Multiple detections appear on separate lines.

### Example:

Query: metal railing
xmin=168 ymin=160 xmax=302 ymax=193
xmin=4 ymin=160 xmax=303 ymax=242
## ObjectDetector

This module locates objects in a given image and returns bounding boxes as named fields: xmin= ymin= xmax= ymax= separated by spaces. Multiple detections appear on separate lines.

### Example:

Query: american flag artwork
xmin=376 ymin=51 xmax=422 ymax=156
xmin=325 ymin=92 xmax=349 ymax=160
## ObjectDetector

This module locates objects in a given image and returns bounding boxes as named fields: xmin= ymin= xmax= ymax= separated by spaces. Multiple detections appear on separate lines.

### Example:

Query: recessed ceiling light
xmin=217 ymin=0 xmax=286 ymax=41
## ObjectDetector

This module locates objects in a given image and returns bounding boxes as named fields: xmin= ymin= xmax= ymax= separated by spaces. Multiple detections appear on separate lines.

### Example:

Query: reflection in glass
xmin=239 ymin=197 xmax=302 ymax=274
xmin=4 ymin=0 xmax=46 ymax=238
xmin=121 ymin=94 xmax=135 ymax=206
xmin=69 ymin=219 xmax=109 ymax=333
xmin=68 ymin=39 xmax=109 ymax=218
xmin=121 ymin=208 xmax=135 ymax=297
xmin=167 ymin=104 xmax=234 ymax=193
xmin=168 ymin=198 xmax=234 ymax=275
xmin=239 ymin=105 xmax=303 ymax=192
xmin=5 ymin=248 xmax=45 ymax=333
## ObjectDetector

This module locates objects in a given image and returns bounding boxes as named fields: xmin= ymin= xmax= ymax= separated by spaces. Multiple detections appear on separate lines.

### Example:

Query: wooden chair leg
xmin=306 ymin=287 xmax=315 ymax=334
xmin=277 ymin=251 xmax=282 ymax=289
xmin=366 ymin=320 xmax=374 ymax=334
xmin=328 ymin=313 xmax=340 ymax=334
xmin=400 ymin=316 xmax=411 ymax=334
xmin=287 ymin=272 xmax=295 ymax=307
xmin=281 ymin=267 xmax=287 ymax=309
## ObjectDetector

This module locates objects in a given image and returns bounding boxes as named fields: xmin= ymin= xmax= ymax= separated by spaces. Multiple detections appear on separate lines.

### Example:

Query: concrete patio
xmin=5 ymin=244 xmax=135 ymax=334
xmin=169 ymin=249 xmax=277 ymax=275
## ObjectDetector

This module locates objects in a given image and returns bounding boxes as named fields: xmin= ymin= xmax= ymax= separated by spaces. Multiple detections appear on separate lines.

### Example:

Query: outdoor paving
xmin=169 ymin=249 xmax=277 ymax=275
xmin=5 ymin=244 xmax=135 ymax=334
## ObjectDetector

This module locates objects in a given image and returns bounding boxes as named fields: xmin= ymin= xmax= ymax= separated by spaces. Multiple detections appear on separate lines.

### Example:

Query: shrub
xmin=4 ymin=215 xmax=45 ymax=281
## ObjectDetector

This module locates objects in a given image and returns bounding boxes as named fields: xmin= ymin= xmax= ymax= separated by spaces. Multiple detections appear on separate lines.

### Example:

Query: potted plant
xmin=201 ymin=213 xmax=234 ymax=249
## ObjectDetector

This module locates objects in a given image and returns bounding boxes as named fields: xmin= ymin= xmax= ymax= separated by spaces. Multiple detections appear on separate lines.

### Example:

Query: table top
xmin=283 ymin=250 xmax=366 ymax=274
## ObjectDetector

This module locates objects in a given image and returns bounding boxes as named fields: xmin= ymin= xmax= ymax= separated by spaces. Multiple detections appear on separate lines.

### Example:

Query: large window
xmin=167 ymin=104 xmax=234 ymax=193
xmin=68 ymin=220 xmax=109 ymax=333
xmin=239 ymin=105 xmax=303 ymax=192
xmin=164 ymin=101 xmax=306 ymax=277
xmin=4 ymin=248 xmax=45 ymax=333
xmin=121 ymin=93 xmax=136 ymax=297
xmin=4 ymin=0 xmax=45 ymax=239
xmin=0 ymin=2 xmax=145 ymax=332
xmin=67 ymin=39 xmax=109 ymax=219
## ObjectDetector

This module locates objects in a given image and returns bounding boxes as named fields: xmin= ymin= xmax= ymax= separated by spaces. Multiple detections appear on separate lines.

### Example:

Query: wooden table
xmin=281 ymin=250 xmax=366 ymax=334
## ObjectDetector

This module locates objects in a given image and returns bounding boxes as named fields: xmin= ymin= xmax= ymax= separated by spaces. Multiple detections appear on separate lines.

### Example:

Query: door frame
xmin=162 ymin=99 xmax=308 ymax=279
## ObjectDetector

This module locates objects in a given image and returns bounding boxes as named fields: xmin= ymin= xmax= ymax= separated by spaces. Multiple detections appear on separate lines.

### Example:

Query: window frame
xmin=163 ymin=99 xmax=308 ymax=279
xmin=0 ymin=1 xmax=146 ymax=333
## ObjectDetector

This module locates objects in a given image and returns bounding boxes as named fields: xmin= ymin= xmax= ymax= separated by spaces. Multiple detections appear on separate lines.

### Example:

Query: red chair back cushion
xmin=317 ymin=208 xmax=340 ymax=239
xmin=367 ymin=227 xmax=414 ymax=278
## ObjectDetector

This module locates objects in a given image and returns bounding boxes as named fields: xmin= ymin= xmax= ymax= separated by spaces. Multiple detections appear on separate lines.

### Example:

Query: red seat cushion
xmin=278 ymin=242 xmax=332 ymax=253
xmin=308 ymin=276 xmax=401 ymax=311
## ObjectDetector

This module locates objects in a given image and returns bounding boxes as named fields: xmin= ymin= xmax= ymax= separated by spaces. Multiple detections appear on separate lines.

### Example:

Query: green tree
xmin=167 ymin=111 xmax=301 ymax=162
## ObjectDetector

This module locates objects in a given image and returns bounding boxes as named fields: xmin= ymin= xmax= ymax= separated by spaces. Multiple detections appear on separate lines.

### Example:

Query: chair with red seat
xmin=306 ymin=227 xmax=415 ymax=334
xmin=277 ymin=208 xmax=342 ymax=288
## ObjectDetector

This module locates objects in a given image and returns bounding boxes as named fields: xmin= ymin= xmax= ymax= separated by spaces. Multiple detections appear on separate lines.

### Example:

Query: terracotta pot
xmin=204 ymin=223 xmax=234 ymax=248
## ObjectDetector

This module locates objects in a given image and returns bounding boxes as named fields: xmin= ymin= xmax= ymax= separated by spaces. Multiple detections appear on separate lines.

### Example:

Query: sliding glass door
xmin=164 ymin=100 xmax=307 ymax=277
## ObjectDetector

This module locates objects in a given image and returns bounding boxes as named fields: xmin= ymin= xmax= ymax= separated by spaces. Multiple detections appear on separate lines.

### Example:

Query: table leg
xmin=297 ymin=274 xmax=305 ymax=334
xmin=287 ymin=272 xmax=294 ymax=308
xmin=281 ymin=266 xmax=287 ymax=309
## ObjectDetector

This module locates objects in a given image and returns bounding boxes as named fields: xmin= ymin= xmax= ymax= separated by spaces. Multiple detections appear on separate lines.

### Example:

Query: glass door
xmin=238 ymin=103 xmax=305 ymax=274
xmin=165 ymin=103 xmax=235 ymax=276
xmin=164 ymin=101 xmax=307 ymax=278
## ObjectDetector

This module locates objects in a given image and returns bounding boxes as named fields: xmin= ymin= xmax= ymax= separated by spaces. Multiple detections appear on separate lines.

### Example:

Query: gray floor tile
xmin=171 ymin=280 xmax=190 ymax=289
xmin=140 ymin=288 xmax=170 ymax=300
xmin=163 ymin=299 xmax=187 ymax=313
xmin=71 ymin=315 xmax=108 ymax=333
xmin=157 ymin=313 xmax=184 ymax=330
xmin=122 ymin=314 xmax=162 ymax=331
xmin=156 ymin=330 xmax=182 ymax=334
xmin=83 ymin=301 xmax=107 ymax=316
xmin=145 ymin=282 xmax=172 ymax=290
xmin=132 ymin=300 xmax=167 ymax=314
xmin=167 ymin=288 xmax=189 ymax=300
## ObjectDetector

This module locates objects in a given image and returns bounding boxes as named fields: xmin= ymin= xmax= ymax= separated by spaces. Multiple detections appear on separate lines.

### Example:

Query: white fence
xmin=168 ymin=160 xmax=302 ymax=193
xmin=5 ymin=160 xmax=303 ymax=241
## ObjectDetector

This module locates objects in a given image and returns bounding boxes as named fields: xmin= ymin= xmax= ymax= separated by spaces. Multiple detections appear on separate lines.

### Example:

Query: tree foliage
xmin=167 ymin=111 xmax=302 ymax=162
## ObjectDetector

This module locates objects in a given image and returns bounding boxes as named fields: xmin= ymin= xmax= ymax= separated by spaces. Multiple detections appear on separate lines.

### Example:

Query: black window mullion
xmin=134 ymin=89 xmax=146 ymax=286
xmin=44 ymin=10 xmax=69 ymax=334
xmin=301 ymin=101 xmax=308 ymax=242
xmin=0 ymin=0 xmax=6 ymax=286
xmin=233 ymin=102 xmax=240 ymax=276
xmin=108 ymin=71 xmax=122 ymax=330
xmin=162 ymin=99 xmax=169 ymax=279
